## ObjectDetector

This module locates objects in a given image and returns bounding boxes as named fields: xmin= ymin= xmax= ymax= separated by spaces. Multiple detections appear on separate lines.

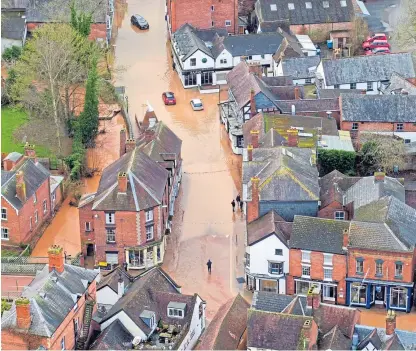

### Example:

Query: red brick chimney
xmin=386 ymin=310 xmax=396 ymax=335
xmin=118 ymin=172 xmax=127 ymax=193
xmin=307 ymin=286 xmax=321 ymax=309
xmin=374 ymin=171 xmax=385 ymax=183
xmin=48 ymin=245 xmax=64 ymax=273
xmin=16 ymin=298 xmax=31 ymax=329
xmin=287 ymin=129 xmax=299 ymax=147
xmin=247 ymin=177 xmax=260 ymax=223
xmin=250 ymin=130 xmax=259 ymax=148
xmin=125 ymin=139 xmax=136 ymax=153
xmin=250 ymin=89 xmax=257 ymax=117
xmin=247 ymin=145 xmax=253 ymax=161
xmin=248 ymin=63 xmax=262 ymax=77
xmin=342 ymin=229 xmax=349 ymax=249
xmin=120 ymin=128 xmax=127 ymax=157
xmin=24 ymin=143 xmax=36 ymax=163
xmin=3 ymin=153 xmax=23 ymax=171
xmin=16 ymin=171 xmax=26 ymax=203
xmin=294 ymin=86 xmax=300 ymax=100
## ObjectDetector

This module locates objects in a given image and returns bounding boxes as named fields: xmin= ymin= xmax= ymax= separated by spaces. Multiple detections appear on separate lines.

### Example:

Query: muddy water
xmin=114 ymin=0 xmax=246 ymax=319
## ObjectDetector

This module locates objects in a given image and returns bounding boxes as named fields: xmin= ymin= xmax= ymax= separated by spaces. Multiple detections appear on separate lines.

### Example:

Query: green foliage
xmin=318 ymin=149 xmax=356 ymax=176
xmin=15 ymin=297 xmax=30 ymax=305
xmin=357 ymin=141 xmax=379 ymax=176
xmin=65 ymin=122 xmax=85 ymax=180
xmin=1 ymin=300 xmax=11 ymax=316
xmin=70 ymin=1 xmax=93 ymax=37
xmin=2 ymin=45 xmax=22 ymax=62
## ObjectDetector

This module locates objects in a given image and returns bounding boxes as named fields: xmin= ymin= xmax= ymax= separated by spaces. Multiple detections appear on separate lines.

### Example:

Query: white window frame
xmin=340 ymin=0 xmax=347 ymax=6
xmin=301 ymin=264 xmax=311 ymax=278
xmin=168 ymin=308 xmax=184 ymax=318
xmin=43 ymin=199 xmax=47 ymax=214
xmin=288 ymin=2 xmax=295 ymax=9
xmin=322 ymin=1 xmax=329 ymax=7
xmin=61 ymin=336 xmax=65 ymax=350
xmin=1 ymin=227 xmax=9 ymax=240
xmin=396 ymin=123 xmax=404 ymax=131
xmin=190 ymin=58 xmax=196 ymax=67
xmin=322 ymin=284 xmax=335 ymax=301
xmin=395 ymin=263 xmax=403 ymax=277
xmin=334 ymin=211 xmax=345 ymax=220
xmin=146 ymin=225 xmax=154 ymax=241
xmin=106 ymin=228 xmax=116 ymax=243
xmin=220 ymin=58 xmax=227 ymax=64
xmin=74 ymin=318 xmax=79 ymax=332
xmin=367 ymin=82 xmax=373 ymax=91
xmin=352 ymin=122 xmax=359 ymax=130
xmin=324 ymin=267 xmax=333 ymax=281
xmin=1 ymin=208 xmax=7 ymax=221
xmin=275 ymin=248 xmax=283 ymax=256
xmin=323 ymin=253 xmax=333 ymax=266
xmin=105 ymin=212 xmax=115 ymax=225
xmin=305 ymin=1 xmax=312 ymax=8
xmin=375 ymin=261 xmax=383 ymax=275
xmin=85 ymin=222 xmax=92 ymax=232
xmin=356 ymin=259 xmax=364 ymax=274
xmin=301 ymin=250 xmax=311 ymax=263
xmin=145 ymin=209 xmax=154 ymax=222
xmin=246 ymin=253 xmax=250 ymax=266
xmin=34 ymin=210 xmax=38 ymax=224
xmin=225 ymin=20 xmax=231 ymax=26
xmin=268 ymin=261 xmax=284 ymax=275
xmin=389 ymin=287 xmax=407 ymax=310
xmin=270 ymin=3 xmax=277 ymax=10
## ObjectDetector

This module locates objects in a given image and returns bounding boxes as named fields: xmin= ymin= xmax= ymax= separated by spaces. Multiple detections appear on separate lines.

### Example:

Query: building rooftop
xmin=247 ymin=210 xmax=291 ymax=246
xmin=97 ymin=266 xmax=134 ymax=294
xmin=89 ymin=319 xmax=133 ymax=350
xmin=319 ymin=132 xmax=355 ymax=152
xmin=279 ymin=56 xmax=321 ymax=79
xmin=382 ymin=72 xmax=416 ymax=95
xmin=1 ymin=15 xmax=26 ymax=40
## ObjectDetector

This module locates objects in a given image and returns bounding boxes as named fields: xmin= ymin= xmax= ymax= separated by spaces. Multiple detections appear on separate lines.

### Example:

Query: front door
xmin=201 ymin=71 xmax=213 ymax=85
xmin=375 ymin=285 xmax=385 ymax=305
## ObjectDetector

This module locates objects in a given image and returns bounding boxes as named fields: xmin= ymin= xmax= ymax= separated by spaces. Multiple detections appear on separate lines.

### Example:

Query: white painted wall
xmin=97 ymin=286 xmax=119 ymax=308
xmin=276 ymin=61 xmax=284 ymax=76
xmin=293 ymin=78 xmax=315 ymax=85
xmin=183 ymin=50 xmax=215 ymax=70
xmin=100 ymin=311 xmax=147 ymax=340
xmin=215 ymin=49 xmax=234 ymax=69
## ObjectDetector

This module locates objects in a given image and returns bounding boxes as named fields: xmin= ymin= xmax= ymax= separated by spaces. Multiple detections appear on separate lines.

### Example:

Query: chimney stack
xmin=3 ymin=153 xmax=23 ymax=171
xmin=16 ymin=171 xmax=26 ymax=203
xmin=16 ymin=298 xmax=31 ymax=330
xmin=386 ymin=310 xmax=396 ymax=336
xmin=118 ymin=172 xmax=127 ymax=193
xmin=247 ymin=144 xmax=254 ymax=161
xmin=250 ymin=89 xmax=257 ymax=117
xmin=302 ymin=319 xmax=312 ymax=347
xmin=250 ymin=130 xmax=259 ymax=148
xmin=247 ymin=177 xmax=260 ymax=223
xmin=120 ymin=128 xmax=127 ymax=157
xmin=24 ymin=143 xmax=36 ymax=163
xmin=374 ymin=171 xmax=385 ymax=183
xmin=125 ymin=139 xmax=136 ymax=153
xmin=118 ymin=272 xmax=125 ymax=299
xmin=361 ymin=90 xmax=366 ymax=95
xmin=48 ymin=245 xmax=64 ymax=274
xmin=294 ymin=86 xmax=300 ymax=100
xmin=307 ymin=286 xmax=321 ymax=309
xmin=287 ymin=129 xmax=299 ymax=147
xmin=342 ymin=228 xmax=349 ymax=249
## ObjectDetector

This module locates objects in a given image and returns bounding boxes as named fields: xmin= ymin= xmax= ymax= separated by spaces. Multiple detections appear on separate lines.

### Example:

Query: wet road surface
xmin=114 ymin=0 xmax=246 ymax=319
xmin=359 ymin=308 xmax=416 ymax=332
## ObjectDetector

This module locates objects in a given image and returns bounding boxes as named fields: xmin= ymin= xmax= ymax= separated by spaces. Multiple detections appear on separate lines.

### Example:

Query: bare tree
xmin=394 ymin=0 xmax=416 ymax=51
xmin=350 ymin=15 xmax=369 ymax=56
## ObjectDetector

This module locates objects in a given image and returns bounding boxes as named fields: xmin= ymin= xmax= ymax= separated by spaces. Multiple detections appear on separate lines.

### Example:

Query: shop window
xmin=390 ymin=287 xmax=407 ymax=309
xmin=351 ymin=283 xmax=367 ymax=304
xmin=261 ymin=280 xmax=277 ymax=292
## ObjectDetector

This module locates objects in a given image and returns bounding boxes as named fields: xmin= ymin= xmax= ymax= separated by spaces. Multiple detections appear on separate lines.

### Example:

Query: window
xmin=334 ymin=84 xmax=340 ymax=89
xmin=61 ymin=336 xmax=65 ymax=350
xmin=288 ymin=2 xmax=295 ymax=9
xmin=305 ymin=2 xmax=312 ymax=8
xmin=396 ymin=123 xmax=404 ymax=131
xmin=225 ymin=20 xmax=231 ymax=26
xmin=352 ymin=122 xmax=359 ymax=130
xmin=105 ymin=212 xmax=115 ymax=225
xmin=376 ymin=260 xmax=383 ymax=276
xmin=323 ymin=1 xmax=329 ymax=7
xmin=367 ymin=82 xmax=373 ymax=91
xmin=246 ymin=253 xmax=250 ymax=266
xmin=324 ymin=254 xmax=333 ymax=265
xmin=236 ymin=135 xmax=244 ymax=148
xmin=334 ymin=211 xmax=345 ymax=220
xmin=211 ymin=21 xmax=214 ymax=27
xmin=43 ymin=199 xmax=47 ymax=214
xmin=190 ymin=58 xmax=196 ymax=67
xmin=268 ymin=261 xmax=283 ymax=275
xmin=146 ymin=225 xmax=154 ymax=241
xmin=351 ymin=283 xmax=367 ymax=304
xmin=296 ymin=281 xmax=311 ymax=295
xmin=395 ymin=262 xmax=403 ymax=277
xmin=270 ymin=3 xmax=277 ymax=10
xmin=301 ymin=250 xmax=311 ymax=262
xmin=323 ymin=285 xmax=335 ymax=301
xmin=34 ymin=210 xmax=38 ymax=223
xmin=340 ymin=0 xmax=347 ymax=6
xmin=1 ymin=208 xmax=7 ymax=221
xmin=1 ymin=228 xmax=9 ymax=240
xmin=302 ymin=265 xmax=311 ymax=277
xmin=390 ymin=287 xmax=407 ymax=308
xmin=145 ymin=210 xmax=154 ymax=222
xmin=356 ymin=259 xmax=364 ymax=274
xmin=350 ymin=83 xmax=356 ymax=89
xmin=211 ymin=5 xmax=214 ymax=11
xmin=33 ymin=193 xmax=37 ymax=204
xmin=305 ymin=78 xmax=312 ymax=84
xmin=85 ymin=222 xmax=91 ymax=232
xmin=106 ymin=228 xmax=116 ymax=242
xmin=248 ymin=55 xmax=253 ymax=60
xmin=275 ymin=249 xmax=283 ymax=256
xmin=184 ymin=72 xmax=197 ymax=86
xmin=168 ymin=308 xmax=184 ymax=318
xmin=220 ymin=58 xmax=227 ymax=64
xmin=324 ymin=268 xmax=332 ymax=280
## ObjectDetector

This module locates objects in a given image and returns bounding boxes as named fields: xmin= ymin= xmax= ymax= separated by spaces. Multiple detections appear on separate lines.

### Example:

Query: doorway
xmin=375 ymin=285 xmax=385 ymax=305
xmin=86 ymin=244 xmax=94 ymax=257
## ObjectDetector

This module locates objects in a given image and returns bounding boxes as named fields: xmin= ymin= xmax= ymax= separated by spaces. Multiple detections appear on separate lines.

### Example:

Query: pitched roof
xmin=220 ymin=32 xmax=284 ymax=56
xmin=97 ymin=267 xmax=134 ymax=293
xmin=197 ymin=294 xmax=250 ymax=350
xmin=290 ymin=215 xmax=350 ymax=254
xmin=382 ymin=72 xmax=416 ymax=95
xmin=317 ymin=88 xmax=362 ymax=98
xmin=269 ymin=85 xmax=305 ymax=99
xmin=252 ymin=291 xmax=296 ymax=313
xmin=247 ymin=210 xmax=291 ymax=245
xmin=341 ymin=94 xmax=416 ymax=123
xmin=89 ymin=319 xmax=133 ymax=350
xmin=261 ymin=75 xmax=294 ymax=86
xmin=90 ymin=149 xmax=168 ymax=212
xmin=259 ymin=128 xmax=287 ymax=147
xmin=239 ymin=0 xmax=257 ymax=16
xmin=255 ymin=0 xmax=354 ymax=25
xmin=259 ymin=20 xmax=291 ymax=33
xmin=321 ymin=53 xmax=416 ymax=86
xmin=1 ymin=16 xmax=26 ymax=40
xmin=277 ymin=98 xmax=340 ymax=115
xmin=273 ymin=28 xmax=304 ymax=60
xmin=1 ymin=158 xmax=50 ymax=210
xmin=1 ymin=264 xmax=98 ymax=337
xmin=280 ymin=56 xmax=321 ymax=79
xmin=319 ymin=325 xmax=352 ymax=350
xmin=354 ymin=325 xmax=416 ymax=350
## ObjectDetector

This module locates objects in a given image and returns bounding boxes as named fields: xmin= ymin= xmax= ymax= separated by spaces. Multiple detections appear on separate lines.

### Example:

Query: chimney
xmin=307 ymin=286 xmax=321 ymax=309
xmin=24 ymin=143 xmax=36 ymax=163
xmin=247 ymin=144 xmax=253 ymax=161
xmin=16 ymin=171 xmax=26 ymax=203
xmin=3 ymin=153 xmax=23 ymax=171
xmin=118 ymin=172 xmax=127 ymax=193
xmin=326 ymin=111 xmax=332 ymax=119
xmin=250 ymin=130 xmax=259 ymax=148
xmin=48 ymin=245 xmax=64 ymax=274
xmin=144 ymin=130 xmax=155 ymax=143
xmin=287 ymin=129 xmax=299 ymax=147
xmin=16 ymin=298 xmax=31 ymax=329
xmin=125 ymin=139 xmax=136 ymax=153
xmin=342 ymin=228 xmax=349 ymax=249
xmin=302 ymin=319 xmax=312 ymax=347
xmin=294 ymin=86 xmax=300 ymax=100
xmin=386 ymin=310 xmax=396 ymax=335
xmin=361 ymin=90 xmax=366 ymax=95
xmin=120 ymin=128 xmax=127 ymax=157
xmin=374 ymin=171 xmax=385 ymax=183
xmin=170 ymin=0 xmax=177 ymax=33
xmin=248 ymin=63 xmax=262 ymax=77
xmin=310 ymin=149 xmax=317 ymax=166
xmin=250 ymin=89 xmax=257 ymax=117
xmin=247 ymin=177 xmax=260 ymax=223
xmin=118 ymin=272 xmax=125 ymax=299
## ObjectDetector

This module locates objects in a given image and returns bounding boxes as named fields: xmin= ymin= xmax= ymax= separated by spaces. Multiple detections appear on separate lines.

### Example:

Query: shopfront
xmin=246 ymin=273 xmax=286 ymax=294
xmin=126 ymin=239 xmax=165 ymax=270
xmin=294 ymin=279 xmax=338 ymax=303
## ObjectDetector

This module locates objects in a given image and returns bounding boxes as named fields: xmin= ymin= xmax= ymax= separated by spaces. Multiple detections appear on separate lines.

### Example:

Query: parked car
xmin=365 ymin=47 xmax=391 ymax=55
xmin=131 ymin=15 xmax=149 ymax=29
xmin=190 ymin=99 xmax=203 ymax=111
xmin=365 ymin=33 xmax=388 ymax=43
xmin=162 ymin=92 xmax=176 ymax=105
xmin=362 ymin=40 xmax=390 ymax=51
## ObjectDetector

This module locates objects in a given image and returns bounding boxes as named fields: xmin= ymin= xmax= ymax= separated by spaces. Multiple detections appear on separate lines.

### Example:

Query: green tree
xmin=70 ymin=1 xmax=93 ymax=37
xmin=318 ymin=149 xmax=356 ymax=176
xmin=2 ymin=45 xmax=22 ymax=63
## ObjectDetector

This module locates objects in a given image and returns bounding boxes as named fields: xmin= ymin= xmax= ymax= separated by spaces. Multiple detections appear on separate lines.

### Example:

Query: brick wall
xmin=341 ymin=121 xmax=416 ymax=133
xmin=318 ymin=201 xmax=351 ymax=220
xmin=290 ymin=22 xmax=352 ymax=42
xmin=79 ymin=202 xmax=95 ymax=258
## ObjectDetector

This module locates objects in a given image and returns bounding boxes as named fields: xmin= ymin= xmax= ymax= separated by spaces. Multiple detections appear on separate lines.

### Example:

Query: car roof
xmin=192 ymin=99 xmax=202 ymax=103
xmin=373 ymin=33 xmax=386 ymax=36
xmin=133 ymin=14 xmax=146 ymax=21
xmin=372 ymin=40 xmax=388 ymax=43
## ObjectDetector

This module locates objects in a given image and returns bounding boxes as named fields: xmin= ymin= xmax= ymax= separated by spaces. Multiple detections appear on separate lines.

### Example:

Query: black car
xmin=131 ymin=15 xmax=149 ymax=29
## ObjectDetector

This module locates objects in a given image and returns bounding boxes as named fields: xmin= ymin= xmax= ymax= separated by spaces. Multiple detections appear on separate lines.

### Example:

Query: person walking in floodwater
xmin=236 ymin=194 xmax=241 ymax=207
xmin=207 ymin=259 xmax=212 ymax=274
xmin=231 ymin=199 xmax=236 ymax=212
xmin=240 ymin=200 xmax=244 ymax=213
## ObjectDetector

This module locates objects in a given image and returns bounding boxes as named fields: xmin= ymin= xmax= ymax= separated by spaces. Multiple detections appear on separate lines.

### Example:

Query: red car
xmin=365 ymin=47 xmax=391 ymax=55
xmin=362 ymin=40 xmax=390 ymax=51
xmin=162 ymin=92 xmax=176 ymax=105
xmin=365 ymin=33 xmax=388 ymax=43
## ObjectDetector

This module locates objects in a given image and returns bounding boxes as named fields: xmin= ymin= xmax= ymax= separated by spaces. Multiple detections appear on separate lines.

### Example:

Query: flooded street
xmin=114 ymin=0 xmax=246 ymax=319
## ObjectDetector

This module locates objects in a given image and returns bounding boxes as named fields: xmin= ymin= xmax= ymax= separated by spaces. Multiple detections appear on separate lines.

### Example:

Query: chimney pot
xmin=118 ymin=272 xmax=125 ymax=298
xmin=47 ymin=245 xmax=64 ymax=273
xmin=16 ymin=171 xmax=27 ymax=202
xmin=342 ymin=228 xmax=349 ymax=249
xmin=250 ymin=130 xmax=260 ymax=148
xmin=125 ymin=139 xmax=136 ymax=153
xmin=374 ymin=171 xmax=385 ymax=183
xmin=24 ymin=143 xmax=36 ymax=162
xmin=118 ymin=172 xmax=128 ymax=193
xmin=294 ymin=86 xmax=300 ymax=100
xmin=250 ymin=89 xmax=257 ymax=117
xmin=361 ymin=90 xmax=366 ymax=95
xmin=247 ymin=144 xmax=254 ymax=161
xmin=307 ymin=286 xmax=321 ymax=309
xmin=16 ymin=298 xmax=31 ymax=329
xmin=386 ymin=310 xmax=396 ymax=335
xmin=287 ymin=129 xmax=299 ymax=147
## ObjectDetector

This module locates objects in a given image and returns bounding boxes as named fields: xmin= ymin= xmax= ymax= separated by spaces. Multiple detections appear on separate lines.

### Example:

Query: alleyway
xmin=114 ymin=0 xmax=246 ymax=319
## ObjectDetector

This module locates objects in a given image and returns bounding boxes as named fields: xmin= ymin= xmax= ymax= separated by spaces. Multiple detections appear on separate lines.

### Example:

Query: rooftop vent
xmin=305 ymin=2 xmax=312 ymax=8
xmin=270 ymin=3 xmax=277 ymax=10
xmin=288 ymin=3 xmax=295 ymax=9
xmin=323 ymin=1 xmax=329 ymax=7
xmin=51 ymin=277 xmax=58 ymax=283
xmin=39 ymin=292 xmax=46 ymax=299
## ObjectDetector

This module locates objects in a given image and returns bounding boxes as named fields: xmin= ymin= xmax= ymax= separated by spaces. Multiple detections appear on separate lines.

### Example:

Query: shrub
xmin=2 ymin=46 xmax=22 ymax=62
xmin=1 ymin=299 xmax=11 ymax=315
xmin=318 ymin=149 xmax=356 ymax=176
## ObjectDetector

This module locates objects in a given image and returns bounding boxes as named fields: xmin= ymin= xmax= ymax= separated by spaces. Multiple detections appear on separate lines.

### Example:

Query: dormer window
xmin=140 ymin=310 xmax=156 ymax=329
xmin=167 ymin=301 xmax=186 ymax=319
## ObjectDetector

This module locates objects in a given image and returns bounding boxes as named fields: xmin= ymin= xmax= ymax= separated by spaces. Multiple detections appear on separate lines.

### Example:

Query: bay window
xmin=268 ymin=261 xmax=283 ymax=275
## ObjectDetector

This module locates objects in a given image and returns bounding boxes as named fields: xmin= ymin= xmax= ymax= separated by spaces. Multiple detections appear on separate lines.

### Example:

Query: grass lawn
xmin=1 ymin=107 xmax=52 ymax=157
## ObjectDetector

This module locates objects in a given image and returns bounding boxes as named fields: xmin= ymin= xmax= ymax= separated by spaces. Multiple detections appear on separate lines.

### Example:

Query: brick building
xmin=166 ymin=0 xmax=238 ymax=34
xmin=1 ymin=245 xmax=98 ymax=350
xmin=288 ymin=216 xmax=350 ymax=305
xmin=1 ymin=146 xmax=52 ymax=245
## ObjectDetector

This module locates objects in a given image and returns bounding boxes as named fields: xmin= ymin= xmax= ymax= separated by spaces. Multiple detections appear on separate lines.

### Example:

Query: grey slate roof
xmin=261 ymin=75 xmax=294 ymax=86
xmin=382 ymin=72 xmax=416 ymax=95
xmin=354 ymin=325 xmax=416 ymax=350
xmin=280 ymin=56 xmax=320 ymax=79
xmin=1 ymin=264 xmax=98 ymax=337
xmin=255 ymin=0 xmax=354 ymax=25
xmin=290 ymin=215 xmax=350 ymax=254
xmin=90 ymin=319 xmax=133 ymax=350
xmin=319 ymin=326 xmax=352 ymax=350
xmin=1 ymin=158 xmax=50 ymax=210
xmin=247 ymin=210 xmax=290 ymax=245
xmin=278 ymin=98 xmax=340 ymax=115
xmin=317 ymin=88 xmax=362 ymax=99
xmin=321 ymin=53 xmax=415 ymax=86
xmin=90 ymin=148 xmax=168 ymax=212
xmin=173 ymin=23 xmax=213 ymax=61
xmin=341 ymin=94 xmax=416 ymax=123
xmin=252 ymin=291 xmax=295 ymax=313
xmin=97 ymin=266 xmax=134 ymax=293
xmin=1 ymin=16 xmax=26 ymax=40
xmin=220 ymin=32 xmax=284 ymax=57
